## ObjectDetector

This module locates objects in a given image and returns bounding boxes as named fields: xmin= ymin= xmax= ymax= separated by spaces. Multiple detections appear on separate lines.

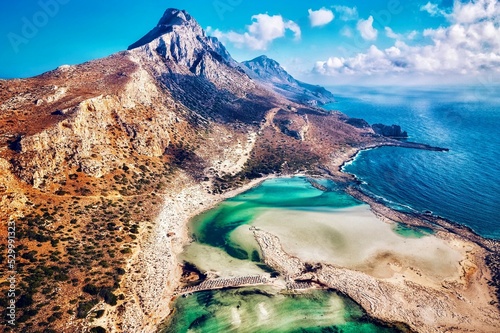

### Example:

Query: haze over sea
xmin=326 ymin=85 xmax=500 ymax=240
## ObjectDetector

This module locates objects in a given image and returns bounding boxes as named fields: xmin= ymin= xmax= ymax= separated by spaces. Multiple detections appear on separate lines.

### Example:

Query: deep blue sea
xmin=325 ymin=85 xmax=500 ymax=240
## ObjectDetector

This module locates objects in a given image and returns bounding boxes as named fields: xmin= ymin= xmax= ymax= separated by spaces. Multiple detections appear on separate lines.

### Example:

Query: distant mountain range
xmin=241 ymin=55 xmax=335 ymax=106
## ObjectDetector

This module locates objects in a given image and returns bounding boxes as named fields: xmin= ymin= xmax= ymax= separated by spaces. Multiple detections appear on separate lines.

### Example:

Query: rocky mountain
xmin=127 ymin=8 xmax=279 ymax=124
xmin=241 ymin=55 xmax=335 ymax=106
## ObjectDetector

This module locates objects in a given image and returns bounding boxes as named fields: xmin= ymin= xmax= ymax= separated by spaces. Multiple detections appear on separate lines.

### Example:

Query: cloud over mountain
xmin=208 ymin=14 xmax=300 ymax=50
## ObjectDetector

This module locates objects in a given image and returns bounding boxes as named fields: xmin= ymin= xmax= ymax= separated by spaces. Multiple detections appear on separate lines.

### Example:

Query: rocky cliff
xmin=372 ymin=123 xmax=408 ymax=138
xmin=128 ymin=9 xmax=278 ymax=123
xmin=343 ymin=118 xmax=408 ymax=138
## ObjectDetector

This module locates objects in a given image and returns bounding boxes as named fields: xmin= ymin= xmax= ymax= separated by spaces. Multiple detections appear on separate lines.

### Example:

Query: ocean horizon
xmin=326 ymin=84 xmax=500 ymax=240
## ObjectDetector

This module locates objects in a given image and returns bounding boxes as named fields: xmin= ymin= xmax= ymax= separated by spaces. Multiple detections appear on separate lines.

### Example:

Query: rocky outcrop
xmin=372 ymin=123 xmax=408 ymax=138
xmin=345 ymin=117 xmax=371 ymax=129
xmin=11 ymin=71 xmax=175 ymax=188
xmin=128 ymin=8 xmax=235 ymax=70
xmin=241 ymin=55 xmax=335 ymax=106
xmin=273 ymin=109 xmax=309 ymax=140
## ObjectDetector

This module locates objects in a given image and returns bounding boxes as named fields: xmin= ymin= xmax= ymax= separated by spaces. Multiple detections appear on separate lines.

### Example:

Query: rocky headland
xmin=371 ymin=123 xmax=409 ymax=138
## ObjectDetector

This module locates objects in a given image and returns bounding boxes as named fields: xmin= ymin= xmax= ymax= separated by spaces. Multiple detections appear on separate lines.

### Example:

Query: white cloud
xmin=407 ymin=30 xmax=418 ymax=40
xmin=315 ymin=1 xmax=500 ymax=80
xmin=421 ymin=0 xmax=500 ymax=23
xmin=315 ymin=19 xmax=500 ymax=78
xmin=451 ymin=0 xmax=500 ymax=24
xmin=332 ymin=5 xmax=358 ymax=21
xmin=385 ymin=27 xmax=402 ymax=39
xmin=357 ymin=16 xmax=378 ymax=41
xmin=314 ymin=45 xmax=398 ymax=76
xmin=308 ymin=8 xmax=334 ymax=27
xmin=385 ymin=27 xmax=419 ymax=40
xmin=208 ymin=14 xmax=301 ymax=50
xmin=284 ymin=20 xmax=301 ymax=40
xmin=420 ymin=2 xmax=446 ymax=17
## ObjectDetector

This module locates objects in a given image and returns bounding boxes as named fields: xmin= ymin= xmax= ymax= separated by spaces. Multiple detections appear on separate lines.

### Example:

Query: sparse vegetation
xmin=0 ymin=156 xmax=170 ymax=331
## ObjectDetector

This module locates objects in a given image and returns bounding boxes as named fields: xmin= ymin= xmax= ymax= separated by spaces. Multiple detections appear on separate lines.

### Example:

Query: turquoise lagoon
xmin=163 ymin=177 xmax=461 ymax=332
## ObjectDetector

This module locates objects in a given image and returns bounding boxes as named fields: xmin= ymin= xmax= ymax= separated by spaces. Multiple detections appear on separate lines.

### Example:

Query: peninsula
xmin=0 ymin=8 xmax=498 ymax=333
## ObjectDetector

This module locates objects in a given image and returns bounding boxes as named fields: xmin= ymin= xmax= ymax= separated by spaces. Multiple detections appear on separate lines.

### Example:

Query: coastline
xmin=340 ymin=141 xmax=500 ymax=292
xmin=254 ymin=226 xmax=500 ymax=333
xmin=106 ymin=172 xmax=278 ymax=332
xmin=111 ymin=139 xmax=499 ymax=333
xmin=335 ymin=143 xmax=500 ymax=327
xmin=336 ymin=140 xmax=449 ymax=181
xmin=336 ymin=143 xmax=500 ymax=288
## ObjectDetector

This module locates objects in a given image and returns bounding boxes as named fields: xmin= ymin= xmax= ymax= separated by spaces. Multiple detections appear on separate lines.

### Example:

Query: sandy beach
xmin=254 ymin=227 xmax=500 ymax=333
xmin=100 ymin=171 xmax=277 ymax=332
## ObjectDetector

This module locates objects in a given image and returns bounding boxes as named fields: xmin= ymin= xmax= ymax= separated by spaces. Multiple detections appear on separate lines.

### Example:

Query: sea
xmin=325 ymin=85 xmax=500 ymax=240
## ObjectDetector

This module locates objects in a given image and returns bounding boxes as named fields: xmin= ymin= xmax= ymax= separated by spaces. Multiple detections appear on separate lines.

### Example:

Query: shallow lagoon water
xmin=182 ymin=177 xmax=461 ymax=281
xmin=163 ymin=287 xmax=399 ymax=333
xmin=173 ymin=177 xmax=464 ymax=332
xmin=181 ymin=177 xmax=356 ymax=277
xmin=250 ymin=206 xmax=460 ymax=280
xmin=185 ymin=177 xmax=360 ymax=264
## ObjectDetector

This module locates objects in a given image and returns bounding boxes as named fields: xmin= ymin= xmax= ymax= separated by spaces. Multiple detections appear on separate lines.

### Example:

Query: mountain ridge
xmin=241 ymin=55 xmax=336 ymax=106
xmin=125 ymin=8 xmax=286 ymax=125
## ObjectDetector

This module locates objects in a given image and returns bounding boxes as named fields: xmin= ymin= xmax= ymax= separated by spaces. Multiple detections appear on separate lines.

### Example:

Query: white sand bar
xmin=252 ymin=205 xmax=463 ymax=283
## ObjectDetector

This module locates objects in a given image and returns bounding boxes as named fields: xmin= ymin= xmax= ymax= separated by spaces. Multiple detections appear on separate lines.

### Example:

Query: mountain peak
xmin=253 ymin=55 xmax=269 ymax=61
xmin=242 ymin=56 xmax=293 ymax=82
xmin=157 ymin=8 xmax=194 ymax=28
xmin=128 ymin=8 xmax=203 ymax=50
xmin=248 ymin=55 xmax=280 ymax=68
xmin=127 ymin=7 xmax=236 ymax=71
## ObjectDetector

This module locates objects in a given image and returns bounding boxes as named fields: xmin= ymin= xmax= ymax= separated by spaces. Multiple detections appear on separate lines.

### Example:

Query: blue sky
xmin=0 ymin=0 xmax=498 ymax=85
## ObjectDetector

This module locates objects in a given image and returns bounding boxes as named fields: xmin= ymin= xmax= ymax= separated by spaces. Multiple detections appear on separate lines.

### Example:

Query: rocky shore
xmin=336 ymin=145 xmax=500 ymax=307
